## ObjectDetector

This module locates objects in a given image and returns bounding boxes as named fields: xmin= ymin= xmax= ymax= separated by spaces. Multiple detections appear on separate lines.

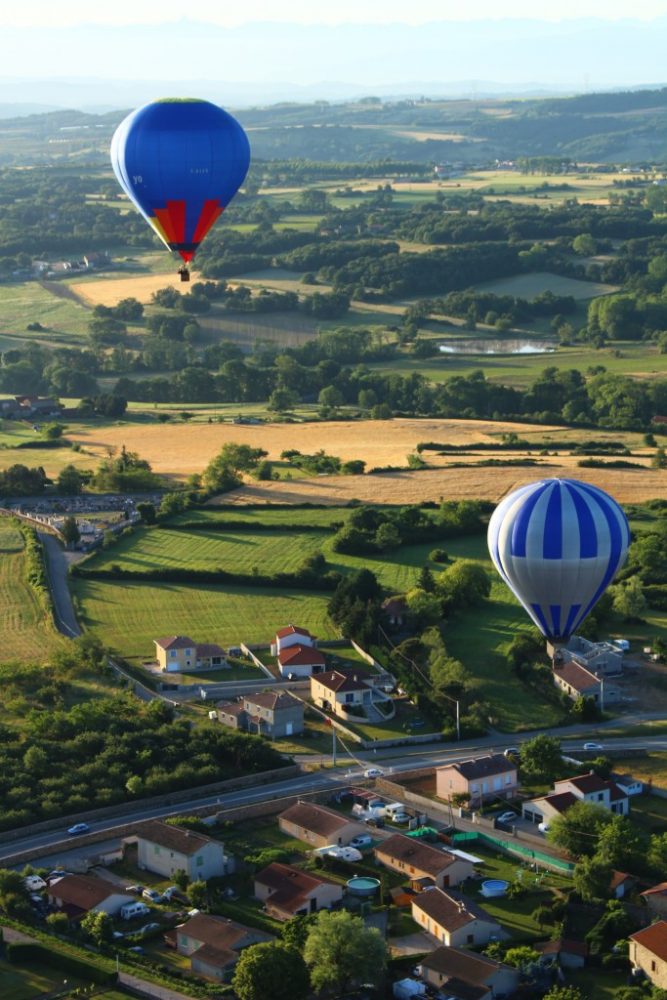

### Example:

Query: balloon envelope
xmin=110 ymin=98 xmax=250 ymax=262
xmin=487 ymin=478 xmax=630 ymax=641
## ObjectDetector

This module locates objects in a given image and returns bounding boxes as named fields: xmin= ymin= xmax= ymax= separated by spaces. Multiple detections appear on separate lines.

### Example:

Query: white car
xmin=496 ymin=811 xmax=518 ymax=824
xmin=583 ymin=742 xmax=603 ymax=751
xmin=364 ymin=767 xmax=384 ymax=778
xmin=538 ymin=822 xmax=550 ymax=833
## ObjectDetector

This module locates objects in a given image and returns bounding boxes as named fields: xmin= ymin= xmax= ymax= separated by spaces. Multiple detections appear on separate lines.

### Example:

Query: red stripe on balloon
xmin=154 ymin=200 xmax=187 ymax=244
xmin=192 ymin=199 xmax=223 ymax=244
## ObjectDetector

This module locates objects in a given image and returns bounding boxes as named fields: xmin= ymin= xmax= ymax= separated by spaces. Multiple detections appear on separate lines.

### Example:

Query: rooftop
xmin=154 ymin=636 xmax=196 ymax=650
xmin=278 ymin=644 xmax=326 ymax=667
xmin=280 ymin=801 xmax=352 ymax=838
xmin=641 ymin=882 xmax=667 ymax=897
xmin=413 ymin=887 xmax=496 ymax=933
xmin=554 ymin=660 xmax=600 ymax=692
xmin=538 ymin=791 xmax=578 ymax=814
xmin=138 ymin=820 xmax=217 ymax=856
xmin=244 ymin=690 xmax=303 ymax=712
xmin=441 ymin=754 xmax=515 ymax=782
xmin=196 ymin=643 xmax=226 ymax=657
xmin=255 ymin=862 xmax=338 ymax=913
xmin=630 ymin=921 xmax=667 ymax=962
xmin=376 ymin=834 xmax=459 ymax=877
xmin=49 ymin=874 xmax=126 ymax=911
xmin=276 ymin=625 xmax=313 ymax=640
xmin=180 ymin=913 xmax=261 ymax=952
xmin=421 ymin=945 xmax=506 ymax=985
xmin=312 ymin=669 xmax=370 ymax=693
xmin=191 ymin=942 xmax=238 ymax=970
xmin=556 ymin=773 xmax=614 ymax=795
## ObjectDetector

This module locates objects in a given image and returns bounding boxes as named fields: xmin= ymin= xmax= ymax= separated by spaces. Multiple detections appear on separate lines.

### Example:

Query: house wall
xmin=216 ymin=709 xmax=245 ymax=730
xmin=138 ymin=837 xmax=227 ymax=880
xmin=278 ymin=661 xmax=314 ymax=679
xmin=191 ymin=955 xmax=229 ymax=981
xmin=277 ymin=633 xmax=314 ymax=653
xmin=553 ymin=676 xmax=600 ymax=701
xmin=436 ymin=765 xmax=517 ymax=804
xmin=310 ymin=678 xmax=372 ymax=719
xmin=630 ymin=941 xmax=667 ymax=989
xmin=421 ymin=968 xmax=491 ymax=1000
xmin=412 ymin=905 xmax=499 ymax=948
xmin=645 ymin=894 xmax=667 ymax=918
xmin=243 ymin=700 xmax=304 ymax=737
xmin=261 ymin=880 xmax=343 ymax=918
xmin=159 ymin=646 xmax=196 ymax=672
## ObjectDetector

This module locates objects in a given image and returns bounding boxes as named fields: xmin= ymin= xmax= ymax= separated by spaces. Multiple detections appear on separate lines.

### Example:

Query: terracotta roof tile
xmin=630 ymin=921 xmax=667 ymax=962
xmin=376 ymin=834 xmax=460 ymax=878
xmin=279 ymin=801 xmax=351 ymax=838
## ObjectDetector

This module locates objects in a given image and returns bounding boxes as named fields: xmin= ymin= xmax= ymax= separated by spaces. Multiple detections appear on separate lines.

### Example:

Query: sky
xmin=7 ymin=0 xmax=667 ymax=25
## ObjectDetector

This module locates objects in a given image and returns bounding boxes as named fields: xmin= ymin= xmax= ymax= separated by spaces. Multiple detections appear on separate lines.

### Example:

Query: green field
xmin=0 ymin=958 xmax=84 ymax=1000
xmin=474 ymin=270 xmax=618 ymax=300
xmin=71 ymin=576 xmax=337 ymax=661
xmin=0 ymin=281 xmax=90 ymax=339
xmin=0 ymin=521 xmax=65 ymax=663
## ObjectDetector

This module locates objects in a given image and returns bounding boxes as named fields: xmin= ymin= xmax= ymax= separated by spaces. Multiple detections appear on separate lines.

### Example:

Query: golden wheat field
xmin=223 ymin=464 xmax=667 ymax=506
xmin=70 ymin=270 xmax=199 ymax=307
xmin=68 ymin=417 xmax=550 ymax=477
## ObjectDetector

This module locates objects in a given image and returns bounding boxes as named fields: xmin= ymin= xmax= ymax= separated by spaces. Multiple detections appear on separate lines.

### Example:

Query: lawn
xmin=0 ymin=280 xmax=91 ymax=337
xmin=0 ymin=521 xmax=66 ymax=663
xmin=620 ymin=790 xmax=667 ymax=833
xmin=71 ymin=576 xmax=337 ymax=661
xmin=569 ymin=968 xmax=631 ymax=1000
xmin=0 ymin=958 xmax=84 ymax=999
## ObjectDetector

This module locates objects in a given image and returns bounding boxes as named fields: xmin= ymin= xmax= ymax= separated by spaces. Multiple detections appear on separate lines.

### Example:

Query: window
xmin=597 ymin=793 xmax=604 ymax=801
xmin=196 ymin=856 xmax=204 ymax=867
xmin=170 ymin=650 xmax=177 ymax=658
xmin=505 ymin=774 xmax=512 ymax=785
xmin=185 ymin=649 xmax=192 ymax=655
xmin=345 ymin=693 xmax=354 ymax=703
xmin=154 ymin=845 xmax=161 ymax=854
xmin=493 ymin=777 xmax=501 ymax=790
xmin=467 ymin=934 xmax=474 ymax=944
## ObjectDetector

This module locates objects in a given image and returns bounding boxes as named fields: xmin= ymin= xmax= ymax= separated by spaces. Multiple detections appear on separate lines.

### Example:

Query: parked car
xmin=67 ymin=822 xmax=90 ymax=835
xmin=364 ymin=767 xmax=384 ymax=778
xmin=141 ymin=888 xmax=161 ymax=903
xmin=128 ymin=946 xmax=144 ymax=954
xmin=137 ymin=922 xmax=161 ymax=936
xmin=496 ymin=811 xmax=518 ymax=824
xmin=504 ymin=747 xmax=520 ymax=758
xmin=538 ymin=822 xmax=550 ymax=833
xmin=124 ymin=884 xmax=145 ymax=895
xmin=24 ymin=876 xmax=46 ymax=892
xmin=349 ymin=834 xmax=373 ymax=849
xmin=160 ymin=886 xmax=179 ymax=901
xmin=583 ymin=742 xmax=603 ymax=751
xmin=390 ymin=812 xmax=410 ymax=824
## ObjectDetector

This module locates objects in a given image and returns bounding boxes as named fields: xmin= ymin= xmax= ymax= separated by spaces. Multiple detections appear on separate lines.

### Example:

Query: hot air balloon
xmin=110 ymin=99 xmax=250 ymax=280
xmin=487 ymin=478 xmax=630 ymax=642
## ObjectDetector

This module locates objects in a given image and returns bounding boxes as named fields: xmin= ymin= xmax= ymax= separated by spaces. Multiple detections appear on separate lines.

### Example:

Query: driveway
xmin=38 ymin=531 xmax=82 ymax=638
xmin=389 ymin=931 xmax=434 ymax=956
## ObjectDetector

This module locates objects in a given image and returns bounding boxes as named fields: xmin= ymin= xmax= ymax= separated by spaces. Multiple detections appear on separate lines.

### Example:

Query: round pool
xmin=347 ymin=877 xmax=381 ymax=897
xmin=481 ymin=879 xmax=509 ymax=898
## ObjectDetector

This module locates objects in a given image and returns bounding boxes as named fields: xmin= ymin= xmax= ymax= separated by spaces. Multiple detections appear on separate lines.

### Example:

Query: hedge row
xmin=19 ymin=522 xmax=55 ymax=623
xmin=71 ymin=563 xmax=341 ymax=592
xmin=164 ymin=520 xmax=336 ymax=533
xmin=6 ymin=941 xmax=117 ymax=985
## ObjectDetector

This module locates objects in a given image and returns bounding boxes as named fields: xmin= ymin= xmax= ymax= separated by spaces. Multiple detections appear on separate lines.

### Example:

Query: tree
xmin=649 ymin=831 xmax=667 ymax=873
xmin=610 ymin=577 xmax=647 ymax=620
xmin=573 ymin=854 xmax=613 ymax=902
xmin=81 ymin=909 xmax=113 ymax=946
xmin=519 ymin=735 xmax=563 ymax=782
xmin=417 ymin=565 xmax=436 ymax=593
xmin=202 ymin=442 xmax=268 ymax=494
xmin=188 ymin=879 xmax=207 ymax=909
xmin=595 ymin=815 xmax=644 ymax=871
xmin=503 ymin=946 xmax=540 ymax=969
xmin=136 ymin=502 xmax=157 ymax=524
xmin=46 ymin=911 xmax=70 ymax=933
xmin=304 ymin=910 xmax=387 ymax=996
xmin=547 ymin=800 xmax=612 ymax=858
xmin=57 ymin=464 xmax=84 ymax=496
xmin=267 ymin=387 xmax=298 ymax=412
xmin=318 ymin=385 xmax=344 ymax=409
xmin=543 ymin=989 xmax=585 ymax=1000
xmin=232 ymin=941 xmax=309 ymax=1000
xmin=0 ymin=869 xmax=31 ymax=917
xmin=43 ymin=422 xmax=64 ymax=440
xmin=60 ymin=516 xmax=80 ymax=547
xmin=173 ymin=869 xmax=189 ymax=892
xmin=436 ymin=560 xmax=490 ymax=611
xmin=652 ymin=447 xmax=667 ymax=469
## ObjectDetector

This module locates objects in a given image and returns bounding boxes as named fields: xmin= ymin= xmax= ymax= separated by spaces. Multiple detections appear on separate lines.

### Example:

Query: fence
xmin=452 ymin=831 xmax=575 ymax=873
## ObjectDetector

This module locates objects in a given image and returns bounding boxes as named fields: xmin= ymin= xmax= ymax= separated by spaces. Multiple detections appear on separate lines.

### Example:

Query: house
xmin=136 ymin=820 xmax=228 ymax=880
xmin=375 ymin=834 xmax=474 ymax=889
xmin=175 ymin=913 xmax=272 ymax=981
xmin=14 ymin=395 xmax=63 ymax=418
xmin=436 ymin=755 xmax=518 ymax=807
xmin=611 ymin=772 xmax=644 ymax=797
xmin=535 ymin=938 xmax=587 ymax=969
xmin=48 ymin=874 xmax=133 ymax=919
xmin=278 ymin=801 xmax=366 ymax=848
xmin=216 ymin=691 xmax=304 ymax=738
xmin=382 ymin=596 xmax=408 ymax=627
xmin=641 ymin=883 xmax=667 ymax=918
xmin=419 ymin=945 xmax=519 ymax=1000
xmin=610 ymin=871 xmax=638 ymax=899
xmin=412 ymin=888 xmax=504 ymax=948
xmin=83 ymin=252 xmax=110 ymax=268
xmin=310 ymin=669 xmax=374 ymax=719
xmin=629 ymin=921 xmax=667 ymax=988
xmin=277 ymin=643 xmax=326 ymax=678
xmin=523 ymin=772 xmax=629 ymax=825
xmin=271 ymin=625 xmax=316 ymax=655
xmin=553 ymin=661 xmax=602 ymax=702
xmin=254 ymin=862 xmax=343 ymax=920
xmin=549 ymin=636 xmax=624 ymax=677
xmin=154 ymin=636 xmax=227 ymax=672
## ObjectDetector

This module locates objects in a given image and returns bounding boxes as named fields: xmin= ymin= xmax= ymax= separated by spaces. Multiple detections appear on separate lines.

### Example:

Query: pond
xmin=439 ymin=338 xmax=557 ymax=355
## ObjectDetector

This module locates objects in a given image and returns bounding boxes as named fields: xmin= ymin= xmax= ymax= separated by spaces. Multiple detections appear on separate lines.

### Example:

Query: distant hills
xmin=2 ymin=87 xmax=667 ymax=165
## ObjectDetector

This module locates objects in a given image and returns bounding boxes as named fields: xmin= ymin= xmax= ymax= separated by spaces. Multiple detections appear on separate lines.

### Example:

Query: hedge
xmin=72 ymin=564 xmax=341 ymax=592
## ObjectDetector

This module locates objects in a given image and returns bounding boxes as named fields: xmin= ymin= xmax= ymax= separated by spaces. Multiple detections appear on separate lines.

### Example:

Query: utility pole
xmin=332 ymin=723 xmax=336 ymax=767
xmin=456 ymin=698 xmax=460 ymax=741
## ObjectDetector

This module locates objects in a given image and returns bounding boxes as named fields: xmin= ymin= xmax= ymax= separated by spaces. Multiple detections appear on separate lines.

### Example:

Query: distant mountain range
xmin=2 ymin=16 xmax=667 ymax=111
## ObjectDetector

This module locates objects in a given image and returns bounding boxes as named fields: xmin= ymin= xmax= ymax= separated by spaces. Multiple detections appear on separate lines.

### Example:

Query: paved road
xmin=5 ymin=731 xmax=667 ymax=866
xmin=38 ymin=531 xmax=82 ymax=638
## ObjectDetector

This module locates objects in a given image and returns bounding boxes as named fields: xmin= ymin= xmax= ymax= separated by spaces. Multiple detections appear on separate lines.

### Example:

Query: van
xmin=120 ymin=901 xmax=151 ymax=921
xmin=384 ymin=802 xmax=407 ymax=820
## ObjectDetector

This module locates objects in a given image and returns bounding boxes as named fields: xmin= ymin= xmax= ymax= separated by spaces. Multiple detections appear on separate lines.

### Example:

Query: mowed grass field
xmin=0 ymin=521 xmax=64 ymax=663
xmin=74 ymin=510 xmax=562 ymax=729
xmin=71 ymin=577 xmax=337 ymax=661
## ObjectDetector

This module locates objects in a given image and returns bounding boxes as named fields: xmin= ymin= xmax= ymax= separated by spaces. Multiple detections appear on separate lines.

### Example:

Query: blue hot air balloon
xmin=110 ymin=99 xmax=250 ymax=278
xmin=487 ymin=478 xmax=630 ymax=641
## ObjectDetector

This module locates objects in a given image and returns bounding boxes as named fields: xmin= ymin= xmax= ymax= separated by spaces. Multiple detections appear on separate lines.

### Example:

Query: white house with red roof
xmin=154 ymin=636 xmax=227 ymax=673
xmin=271 ymin=625 xmax=315 ymax=654
xmin=270 ymin=625 xmax=325 ymax=678
xmin=523 ymin=771 xmax=629 ymax=826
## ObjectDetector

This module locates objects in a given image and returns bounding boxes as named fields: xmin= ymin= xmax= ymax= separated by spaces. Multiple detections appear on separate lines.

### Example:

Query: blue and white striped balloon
xmin=487 ymin=478 xmax=630 ymax=641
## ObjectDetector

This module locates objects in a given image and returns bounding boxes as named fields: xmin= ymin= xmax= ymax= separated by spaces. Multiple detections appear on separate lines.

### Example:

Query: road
xmin=38 ymin=531 xmax=82 ymax=638
xmin=4 ymin=731 xmax=667 ymax=866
